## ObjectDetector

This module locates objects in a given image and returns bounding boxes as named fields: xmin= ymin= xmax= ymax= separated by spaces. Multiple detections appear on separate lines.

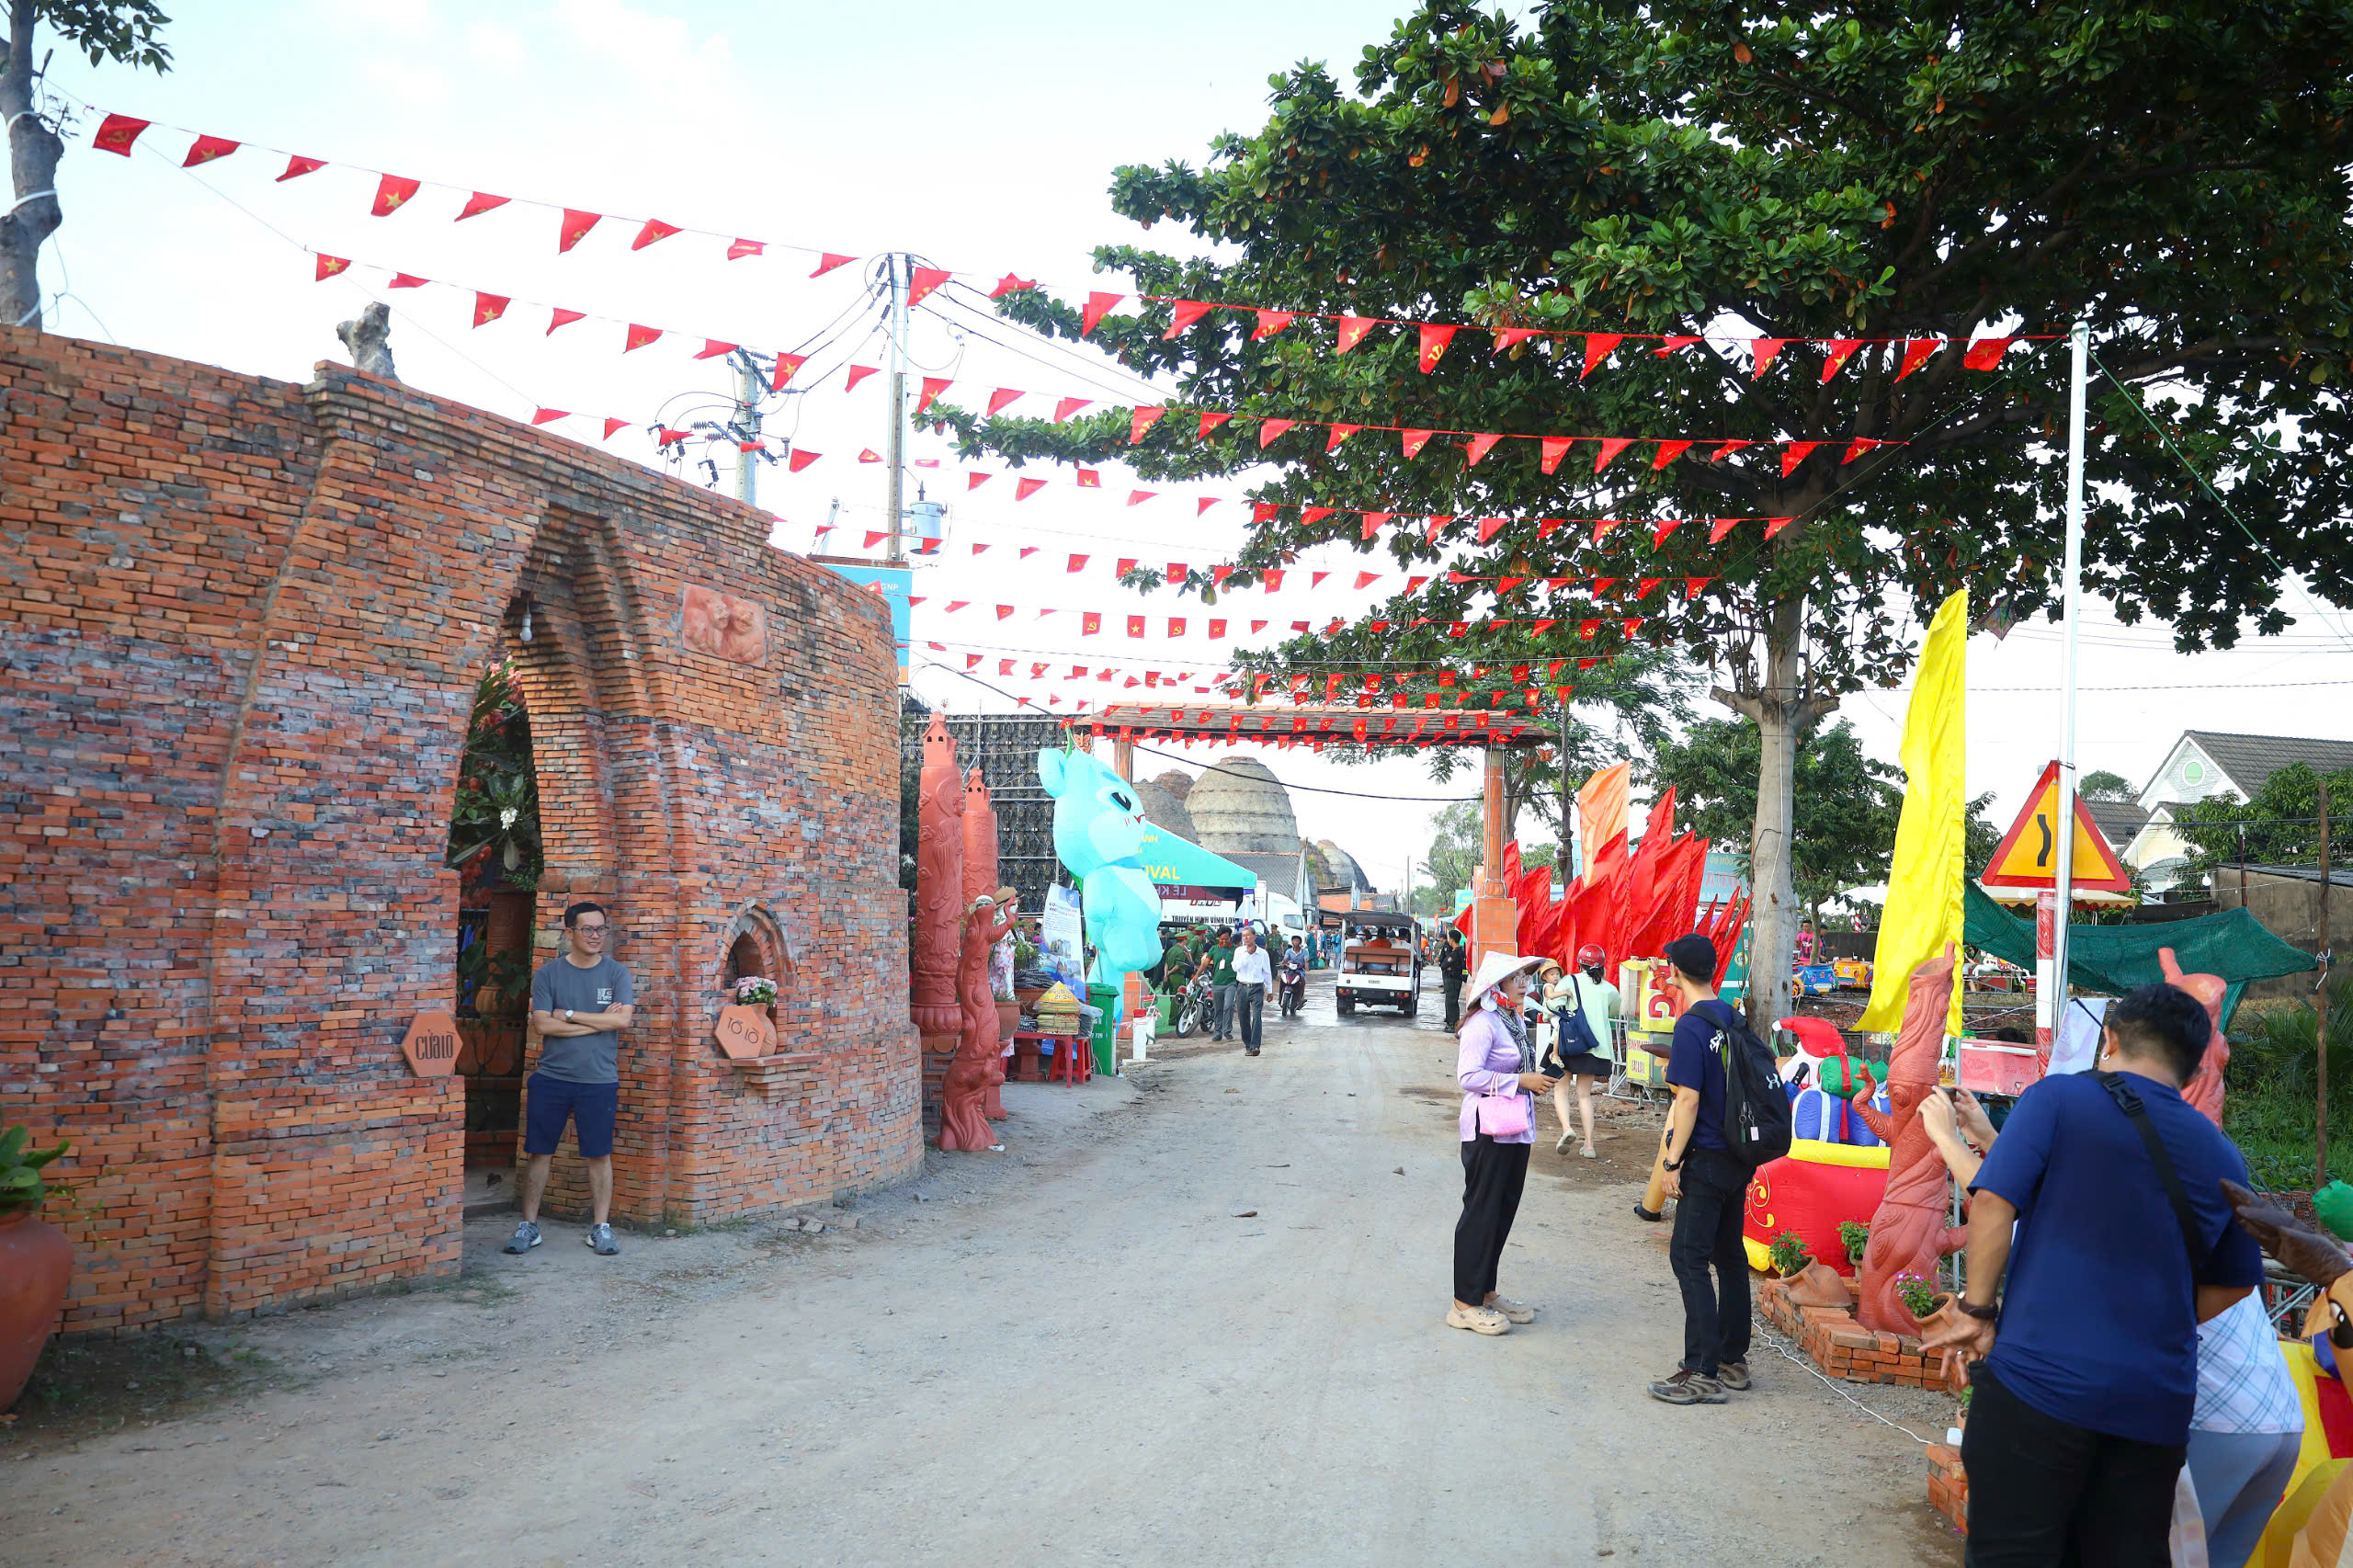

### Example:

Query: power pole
xmin=732 ymin=351 xmax=766 ymax=506
xmin=884 ymin=255 xmax=910 ymax=565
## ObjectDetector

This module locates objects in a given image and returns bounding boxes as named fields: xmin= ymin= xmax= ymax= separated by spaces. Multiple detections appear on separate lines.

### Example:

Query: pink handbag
xmin=1475 ymin=1090 xmax=1531 ymax=1139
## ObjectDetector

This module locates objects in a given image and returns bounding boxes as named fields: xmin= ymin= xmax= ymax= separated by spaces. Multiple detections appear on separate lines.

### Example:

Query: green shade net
xmin=1961 ymin=881 xmax=2318 ymax=1029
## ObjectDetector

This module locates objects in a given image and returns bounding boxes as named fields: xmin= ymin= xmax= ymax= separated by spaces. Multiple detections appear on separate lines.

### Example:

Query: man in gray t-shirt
xmin=504 ymin=902 xmax=635 ymax=1258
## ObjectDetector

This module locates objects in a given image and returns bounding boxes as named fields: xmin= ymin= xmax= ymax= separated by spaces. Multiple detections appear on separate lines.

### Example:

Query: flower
xmin=499 ymin=806 xmax=518 ymax=830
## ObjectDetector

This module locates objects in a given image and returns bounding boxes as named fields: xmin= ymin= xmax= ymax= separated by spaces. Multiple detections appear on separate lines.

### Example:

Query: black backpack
xmin=1697 ymin=1000 xmax=1794 ymax=1168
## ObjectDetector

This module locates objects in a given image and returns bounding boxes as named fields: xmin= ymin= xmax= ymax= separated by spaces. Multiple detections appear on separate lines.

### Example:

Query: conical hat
xmin=1465 ymin=950 xmax=1544 ymax=1006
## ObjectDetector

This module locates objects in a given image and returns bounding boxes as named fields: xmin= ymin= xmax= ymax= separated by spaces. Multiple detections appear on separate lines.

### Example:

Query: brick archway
xmin=2 ymin=333 xmax=924 ymax=1332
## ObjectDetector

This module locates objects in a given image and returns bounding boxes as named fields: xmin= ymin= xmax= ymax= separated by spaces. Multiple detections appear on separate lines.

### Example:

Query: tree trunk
xmin=1715 ymin=596 xmax=1834 ymax=1031
xmin=1 ymin=0 xmax=62 ymax=331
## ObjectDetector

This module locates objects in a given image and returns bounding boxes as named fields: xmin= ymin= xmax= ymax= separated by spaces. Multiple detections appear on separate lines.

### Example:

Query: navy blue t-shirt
xmin=1664 ymin=1002 xmax=1730 ymax=1152
xmin=1972 ymin=1070 xmax=2263 ymax=1445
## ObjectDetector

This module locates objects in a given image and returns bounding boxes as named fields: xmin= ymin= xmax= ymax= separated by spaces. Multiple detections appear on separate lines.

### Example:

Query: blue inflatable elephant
xmin=1036 ymin=746 xmax=1164 ymax=981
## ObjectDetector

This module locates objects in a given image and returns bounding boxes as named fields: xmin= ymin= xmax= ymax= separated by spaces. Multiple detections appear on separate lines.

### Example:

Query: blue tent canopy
xmin=1134 ymin=825 xmax=1255 ymax=897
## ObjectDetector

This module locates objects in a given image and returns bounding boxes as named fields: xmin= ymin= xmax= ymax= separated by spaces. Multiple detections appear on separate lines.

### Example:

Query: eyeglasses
xmin=574 ymin=925 xmax=608 ymax=937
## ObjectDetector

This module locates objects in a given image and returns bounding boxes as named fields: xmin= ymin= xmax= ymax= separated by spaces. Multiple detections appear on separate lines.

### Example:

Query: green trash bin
xmin=1154 ymin=989 xmax=1179 ymax=1032
xmin=1087 ymin=983 xmax=1120 ymax=1076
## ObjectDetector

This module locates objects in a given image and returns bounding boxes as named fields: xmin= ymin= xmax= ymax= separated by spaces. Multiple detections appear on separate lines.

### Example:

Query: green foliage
xmin=0 ymin=1123 xmax=72 ymax=1214
xmin=2172 ymin=763 xmax=2353 ymax=881
xmin=2080 ymin=770 xmax=2135 ymax=802
xmin=941 ymin=1 xmax=2353 ymax=990
xmin=446 ymin=664 xmax=542 ymax=886
xmin=1768 ymin=1231 xmax=1811 ymax=1276
xmin=2222 ymin=975 xmax=2353 ymax=1190
xmin=455 ymin=939 xmax=531 ymax=1018
xmin=0 ymin=2 xmax=171 ymax=77
xmin=1643 ymin=716 xmax=1900 ymax=919
xmin=1838 ymin=1219 xmax=1871 ymax=1268
xmin=1894 ymin=1272 xmax=1941 ymax=1320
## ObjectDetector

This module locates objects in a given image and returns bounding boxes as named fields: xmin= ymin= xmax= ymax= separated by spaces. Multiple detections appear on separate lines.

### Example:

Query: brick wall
xmin=0 ymin=331 xmax=922 ymax=1333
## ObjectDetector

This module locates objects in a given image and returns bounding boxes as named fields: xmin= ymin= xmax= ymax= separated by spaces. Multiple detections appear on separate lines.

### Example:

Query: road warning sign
xmin=1980 ymin=761 xmax=2133 ymax=892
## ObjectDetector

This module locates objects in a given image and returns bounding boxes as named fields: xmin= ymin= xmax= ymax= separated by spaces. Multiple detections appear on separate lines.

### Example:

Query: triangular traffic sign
xmin=1979 ymin=760 xmax=2132 ymax=892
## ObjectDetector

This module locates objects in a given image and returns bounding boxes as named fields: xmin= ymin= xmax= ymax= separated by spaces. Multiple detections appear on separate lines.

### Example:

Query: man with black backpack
xmin=1646 ymin=933 xmax=1790 ymax=1406
xmin=1919 ymin=983 xmax=2264 ymax=1565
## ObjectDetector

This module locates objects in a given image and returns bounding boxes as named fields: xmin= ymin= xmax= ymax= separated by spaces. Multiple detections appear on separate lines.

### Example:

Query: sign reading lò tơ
xmin=713 ymin=1004 xmax=777 ymax=1062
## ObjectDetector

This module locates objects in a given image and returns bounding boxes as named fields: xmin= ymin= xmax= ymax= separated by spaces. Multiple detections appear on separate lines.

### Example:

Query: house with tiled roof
xmin=2124 ymin=730 xmax=2353 ymax=892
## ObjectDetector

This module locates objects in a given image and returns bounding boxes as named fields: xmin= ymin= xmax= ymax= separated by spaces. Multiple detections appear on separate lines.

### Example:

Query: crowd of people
xmin=1444 ymin=930 xmax=2302 ymax=1568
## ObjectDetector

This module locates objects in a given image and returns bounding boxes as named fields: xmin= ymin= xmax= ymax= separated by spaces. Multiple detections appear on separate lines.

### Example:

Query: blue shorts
xmin=523 ymin=1074 xmax=618 ymax=1158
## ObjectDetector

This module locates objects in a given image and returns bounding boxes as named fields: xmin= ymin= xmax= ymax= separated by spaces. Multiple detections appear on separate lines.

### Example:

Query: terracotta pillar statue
xmin=940 ymin=892 xmax=1016 ymax=1152
xmin=1851 ymin=944 xmax=1971 ymax=1336
xmin=2162 ymin=946 xmax=2232 ymax=1126
xmin=910 ymin=714 xmax=965 ymax=1040
xmin=961 ymin=767 xmax=1011 ymax=1120
xmin=1470 ymin=746 xmax=1518 ymax=969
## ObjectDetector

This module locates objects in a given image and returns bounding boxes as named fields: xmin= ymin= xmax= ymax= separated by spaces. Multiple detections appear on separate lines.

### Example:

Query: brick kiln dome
xmin=1132 ymin=775 xmax=1199 ymax=843
xmin=1186 ymin=757 xmax=1301 ymax=855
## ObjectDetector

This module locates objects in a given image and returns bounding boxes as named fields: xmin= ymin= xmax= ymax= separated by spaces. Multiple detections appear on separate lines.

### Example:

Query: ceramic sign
xmin=714 ymin=1004 xmax=776 ymax=1061
xmin=680 ymin=585 xmax=767 ymax=665
xmin=400 ymin=1010 xmax=461 ymax=1077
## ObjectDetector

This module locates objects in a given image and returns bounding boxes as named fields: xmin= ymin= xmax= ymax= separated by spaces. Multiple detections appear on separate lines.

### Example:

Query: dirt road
xmin=4 ymin=976 xmax=1964 ymax=1566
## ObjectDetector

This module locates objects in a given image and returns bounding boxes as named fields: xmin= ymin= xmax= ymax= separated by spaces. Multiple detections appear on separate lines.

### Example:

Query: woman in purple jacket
xmin=1449 ymin=951 xmax=1555 ymax=1336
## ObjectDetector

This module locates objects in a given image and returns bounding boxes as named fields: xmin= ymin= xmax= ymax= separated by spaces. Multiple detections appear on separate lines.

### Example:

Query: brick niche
xmin=0 ymin=331 xmax=922 ymax=1333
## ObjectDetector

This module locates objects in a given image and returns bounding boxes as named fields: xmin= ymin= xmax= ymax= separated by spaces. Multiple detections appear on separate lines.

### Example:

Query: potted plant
xmin=1839 ymin=1220 xmax=1871 ymax=1271
xmin=1 ymin=1125 xmax=74 ymax=1414
xmin=1895 ymin=1271 xmax=1944 ymax=1324
xmin=1768 ymin=1232 xmax=1813 ymax=1278
xmin=732 ymin=975 xmax=779 ymax=1009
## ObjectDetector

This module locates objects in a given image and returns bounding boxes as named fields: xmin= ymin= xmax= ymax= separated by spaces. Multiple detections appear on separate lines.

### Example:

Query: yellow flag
xmin=1857 ymin=589 xmax=1968 ymax=1035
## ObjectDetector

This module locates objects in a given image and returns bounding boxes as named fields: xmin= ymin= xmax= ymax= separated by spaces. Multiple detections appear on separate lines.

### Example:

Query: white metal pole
xmin=885 ymin=255 xmax=910 ymax=566
xmin=733 ymin=355 xmax=761 ymax=506
xmin=2051 ymin=319 xmax=2088 ymax=1047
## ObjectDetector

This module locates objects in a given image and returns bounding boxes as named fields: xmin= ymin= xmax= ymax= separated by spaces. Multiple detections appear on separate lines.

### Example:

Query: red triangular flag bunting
xmin=1685 ymin=576 xmax=1713 ymax=599
xmin=1253 ymin=309 xmax=1296 ymax=339
xmin=1162 ymin=301 xmax=1214 ymax=339
xmin=631 ymin=219 xmax=682 ymax=251
xmin=1780 ymin=441 xmax=1822 ymax=476
xmin=544 ymin=308 xmax=585 ymax=334
xmin=1477 ymin=517 xmax=1508 ymax=544
xmin=1127 ymin=490 xmax=1155 ymax=506
xmin=1464 ymin=433 xmax=1503 ymax=467
xmin=92 ymin=115 xmax=150 ymax=155
xmin=916 ymin=377 xmax=951 ymax=415
xmin=1354 ymin=572 xmax=1381 ymax=590
xmin=1082 ymin=291 xmax=1124 ymax=335
xmin=1582 ymin=334 xmax=1624 ymax=379
xmin=1652 ymin=439 xmax=1692 ymax=470
xmin=182 ymin=134 xmax=239 ymax=167
xmin=812 ymin=253 xmax=856 ymax=278
xmin=278 ymin=154 xmax=327 ymax=181
xmin=1258 ymin=419 xmax=1296 ymax=449
xmin=1198 ymin=413 xmax=1231 ymax=440
xmin=1067 ymin=554 xmax=1089 ymax=573
xmin=1708 ymin=517 xmax=1740 ymax=544
xmin=1402 ymin=429 xmax=1434 ymax=459
xmin=1054 ymin=397 xmax=1092 ymax=423
xmin=773 ymin=351 xmax=807 ymax=384
xmin=529 ymin=408 xmax=568 ymax=426
xmin=1016 ymin=478 xmax=1046 ymax=501
xmin=1896 ymin=338 xmax=1940 ymax=380
xmin=1424 ymin=516 xmax=1454 ymax=543
xmin=1326 ymin=424 xmax=1361 ymax=452
xmin=1361 ymin=512 xmax=1393 ymax=540
xmin=472 ymin=292 xmax=508 ymax=326
xmin=602 ymin=418 xmax=627 ymax=440
xmin=1750 ymin=338 xmax=1788 ymax=377
xmin=1962 ymin=335 xmax=2017 ymax=370
xmin=557 ymin=209 xmax=601 ymax=252
xmin=1820 ymin=339 xmax=1866 ymax=381
xmin=1764 ymin=516 xmax=1796 ymax=539
xmin=1593 ymin=437 xmax=1635 ymax=472
xmin=1654 ymin=335 xmax=1702 ymax=356
xmin=905 ymin=267 xmax=950 ymax=307
xmin=985 ymin=388 xmax=1026 ymax=417
xmin=1493 ymin=327 xmax=1540 ymax=354
xmin=1843 ymin=437 xmax=1881 ymax=464
xmin=1417 ymin=324 xmax=1457 ymax=372
xmin=789 ymin=449 xmax=821 ymax=472
xmin=385 ymin=273 xmax=427 ymax=290
xmin=371 ymin=175 xmax=421 ymax=216
xmin=313 ymin=255 xmax=351 ymax=282
xmin=726 ymin=238 xmax=764 ymax=260
xmin=845 ymin=364 xmax=880 ymax=392
xmin=1709 ymin=439 xmax=1754 ymax=461
xmin=1540 ymin=437 xmax=1574 ymax=473
xmin=989 ymin=274 xmax=1035 ymax=299
xmin=1196 ymin=498 xmax=1218 ymax=517
xmin=1335 ymin=315 xmax=1378 ymax=353
xmin=623 ymin=324 xmax=662 ymax=352
xmin=694 ymin=339 xmax=739 ymax=360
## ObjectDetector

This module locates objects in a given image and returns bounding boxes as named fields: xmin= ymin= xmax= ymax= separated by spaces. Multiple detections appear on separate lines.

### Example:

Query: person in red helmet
xmin=1545 ymin=943 xmax=1621 ymax=1158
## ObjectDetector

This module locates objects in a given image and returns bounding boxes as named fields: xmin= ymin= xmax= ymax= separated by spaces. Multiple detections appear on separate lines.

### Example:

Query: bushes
xmin=2222 ymin=975 xmax=2353 ymax=1192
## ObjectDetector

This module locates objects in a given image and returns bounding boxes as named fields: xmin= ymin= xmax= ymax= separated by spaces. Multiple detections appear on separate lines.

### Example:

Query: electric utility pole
xmin=884 ymin=254 xmax=911 ymax=565
xmin=731 ymin=351 xmax=767 ymax=506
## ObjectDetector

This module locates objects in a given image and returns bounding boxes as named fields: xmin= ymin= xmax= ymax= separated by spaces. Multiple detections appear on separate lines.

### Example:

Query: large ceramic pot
xmin=0 ymin=1209 xmax=74 ymax=1413
xmin=995 ymin=999 xmax=1020 ymax=1043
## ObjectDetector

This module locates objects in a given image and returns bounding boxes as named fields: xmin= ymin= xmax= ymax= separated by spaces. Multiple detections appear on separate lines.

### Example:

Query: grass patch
xmin=2222 ymin=976 xmax=2353 ymax=1194
xmin=5 ymin=1333 xmax=281 ymax=1443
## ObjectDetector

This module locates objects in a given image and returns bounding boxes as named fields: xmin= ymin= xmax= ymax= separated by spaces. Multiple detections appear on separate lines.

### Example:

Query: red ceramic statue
xmin=1851 ymin=944 xmax=1971 ymax=1336
xmin=961 ymin=767 xmax=1011 ymax=1121
xmin=2163 ymin=946 xmax=2231 ymax=1126
xmin=909 ymin=714 xmax=966 ymax=1040
xmin=940 ymin=891 xmax=1017 ymax=1152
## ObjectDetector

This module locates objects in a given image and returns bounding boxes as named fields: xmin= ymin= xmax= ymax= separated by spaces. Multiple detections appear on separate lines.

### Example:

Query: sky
xmin=33 ymin=0 xmax=2353 ymax=900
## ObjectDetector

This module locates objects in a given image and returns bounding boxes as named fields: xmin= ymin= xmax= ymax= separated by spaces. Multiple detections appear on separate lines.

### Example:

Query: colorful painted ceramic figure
xmin=1851 ymin=945 xmax=1971 ymax=1336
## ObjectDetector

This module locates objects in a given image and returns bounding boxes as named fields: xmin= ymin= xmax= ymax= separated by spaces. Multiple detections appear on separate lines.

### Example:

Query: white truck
xmin=1335 ymin=910 xmax=1421 ymax=1017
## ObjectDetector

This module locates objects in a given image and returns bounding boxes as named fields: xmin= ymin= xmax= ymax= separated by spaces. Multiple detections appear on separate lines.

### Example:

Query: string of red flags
xmin=1140 ymin=298 xmax=2045 ymax=380
xmin=882 ymin=597 xmax=1657 ymax=643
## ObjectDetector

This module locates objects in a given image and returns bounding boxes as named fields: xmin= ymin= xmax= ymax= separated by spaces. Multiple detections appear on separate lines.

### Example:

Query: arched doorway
xmin=447 ymin=661 xmax=540 ymax=1187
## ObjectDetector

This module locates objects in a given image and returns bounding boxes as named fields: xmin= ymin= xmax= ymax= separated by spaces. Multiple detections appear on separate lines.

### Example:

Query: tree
xmin=947 ymin=1 xmax=2353 ymax=1025
xmin=1 ymin=1 xmax=172 ymax=329
xmin=1643 ymin=717 xmax=1901 ymax=932
xmin=1421 ymin=799 xmax=1481 ymax=909
xmin=2080 ymin=770 xmax=2135 ymax=802
xmin=2173 ymin=762 xmax=2353 ymax=880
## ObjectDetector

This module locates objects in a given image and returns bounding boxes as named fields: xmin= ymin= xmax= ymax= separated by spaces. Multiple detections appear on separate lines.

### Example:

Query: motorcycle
xmin=1172 ymin=969 xmax=1218 ymax=1038
xmin=1278 ymin=954 xmax=1306 ymax=1017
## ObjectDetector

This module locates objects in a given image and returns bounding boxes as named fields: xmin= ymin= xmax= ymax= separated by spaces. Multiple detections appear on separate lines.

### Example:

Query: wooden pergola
xmin=1078 ymin=702 xmax=1534 ymax=970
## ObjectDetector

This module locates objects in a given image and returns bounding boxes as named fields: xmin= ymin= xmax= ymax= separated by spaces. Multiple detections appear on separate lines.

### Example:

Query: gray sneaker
xmin=585 ymin=1222 xmax=620 ymax=1256
xmin=502 ymin=1220 xmax=542 ymax=1255
xmin=1647 ymin=1369 xmax=1728 ymax=1405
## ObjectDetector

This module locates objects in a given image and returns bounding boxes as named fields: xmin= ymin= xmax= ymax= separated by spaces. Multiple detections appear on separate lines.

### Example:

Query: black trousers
xmin=1961 ymin=1363 xmax=2186 ymax=1568
xmin=1441 ymin=980 xmax=1463 ymax=1028
xmin=1454 ymin=1134 xmax=1530 ymax=1303
xmin=1667 ymin=1146 xmax=1752 ymax=1375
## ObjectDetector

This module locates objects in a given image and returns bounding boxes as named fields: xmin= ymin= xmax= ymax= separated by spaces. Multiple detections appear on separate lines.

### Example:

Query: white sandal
xmin=1447 ymin=1302 xmax=1510 ymax=1336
